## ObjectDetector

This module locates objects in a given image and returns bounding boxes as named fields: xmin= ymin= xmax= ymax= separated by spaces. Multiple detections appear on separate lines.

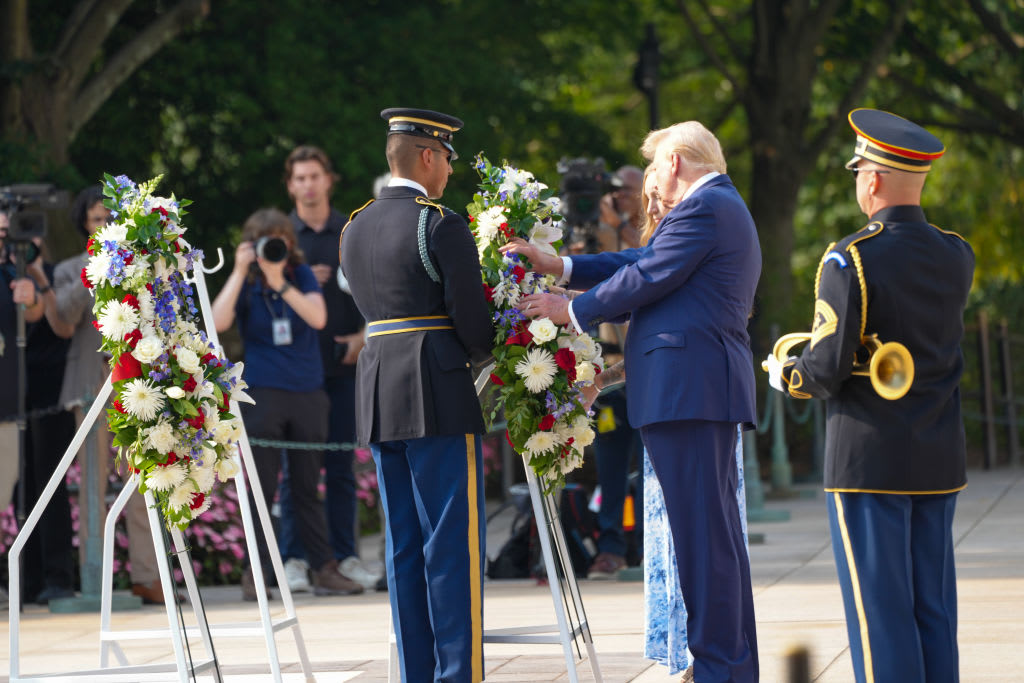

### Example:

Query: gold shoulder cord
xmin=813 ymin=241 xmax=837 ymax=299
xmin=415 ymin=196 xmax=446 ymax=216
xmin=848 ymin=245 xmax=868 ymax=339
xmin=929 ymin=223 xmax=969 ymax=243
xmin=340 ymin=198 xmax=375 ymax=243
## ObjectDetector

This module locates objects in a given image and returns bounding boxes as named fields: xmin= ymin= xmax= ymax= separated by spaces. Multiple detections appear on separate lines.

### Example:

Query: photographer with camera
xmin=557 ymin=163 xmax=646 ymax=579
xmin=277 ymin=145 xmax=377 ymax=595
xmin=0 ymin=206 xmax=79 ymax=606
xmin=212 ymin=207 xmax=362 ymax=600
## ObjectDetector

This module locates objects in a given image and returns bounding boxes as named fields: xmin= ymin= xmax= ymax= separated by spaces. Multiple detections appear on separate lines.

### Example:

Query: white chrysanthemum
xmin=570 ymin=333 xmax=599 ymax=361
xmin=136 ymin=287 xmax=155 ymax=318
xmin=216 ymin=456 xmax=241 ymax=482
xmin=558 ymin=450 xmax=584 ymax=475
xmin=191 ymin=460 xmax=216 ymax=493
xmin=515 ymin=347 xmax=557 ymax=393
xmin=96 ymin=222 xmax=129 ymax=244
xmin=120 ymin=378 xmax=165 ymax=421
xmin=575 ymin=362 xmax=596 ymax=385
xmin=85 ymin=252 xmax=112 ymax=286
xmin=168 ymin=483 xmax=196 ymax=511
xmin=97 ymin=300 xmax=139 ymax=341
xmin=132 ymin=335 xmax=163 ymax=364
xmin=175 ymin=347 xmax=201 ymax=374
xmin=527 ymin=221 xmax=563 ymax=256
xmin=146 ymin=462 xmax=187 ymax=492
xmin=527 ymin=318 xmax=557 ymax=344
xmin=145 ymin=421 xmax=178 ymax=455
xmin=523 ymin=430 xmax=558 ymax=457
xmin=474 ymin=206 xmax=507 ymax=245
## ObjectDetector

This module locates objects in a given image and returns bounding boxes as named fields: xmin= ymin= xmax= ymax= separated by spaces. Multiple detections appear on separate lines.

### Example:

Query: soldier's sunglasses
xmin=416 ymin=144 xmax=453 ymax=165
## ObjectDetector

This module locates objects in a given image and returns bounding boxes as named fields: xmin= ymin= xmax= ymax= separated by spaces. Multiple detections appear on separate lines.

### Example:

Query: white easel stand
xmin=7 ymin=249 xmax=314 ymax=682
xmin=388 ymin=369 xmax=603 ymax=681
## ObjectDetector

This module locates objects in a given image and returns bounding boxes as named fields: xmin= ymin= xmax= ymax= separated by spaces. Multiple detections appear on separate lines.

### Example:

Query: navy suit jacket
xmin=569 ymin=174 xmax=761 ymax=429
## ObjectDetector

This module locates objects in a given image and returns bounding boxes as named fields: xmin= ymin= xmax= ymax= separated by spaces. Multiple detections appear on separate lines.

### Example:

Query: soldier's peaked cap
xmin=381 ymin=108 xmax=463 ymax=156
xmin=845 ymin=108 xmax=945 ymax=173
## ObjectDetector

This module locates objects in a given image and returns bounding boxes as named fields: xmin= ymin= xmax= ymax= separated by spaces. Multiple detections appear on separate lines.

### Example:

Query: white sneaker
xmin=339 ymin=556 xmax=382 ymax=591
xmin=284 ymin=558 xmax=311 ymax=593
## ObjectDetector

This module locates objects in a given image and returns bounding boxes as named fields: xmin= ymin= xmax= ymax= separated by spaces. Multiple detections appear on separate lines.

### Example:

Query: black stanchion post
xmin=998 ymin=317 xmax=1019 ymax=467
xmin=977 ymin=310 xmax=997 ymax=469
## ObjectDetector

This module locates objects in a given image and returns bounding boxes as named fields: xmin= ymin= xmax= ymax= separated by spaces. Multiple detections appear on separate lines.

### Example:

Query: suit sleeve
xmin=782 ymin=253 xmax=863 ymax=399
xmin=569 ymin=198 xmax=716 ymax=329
xmin=567 ymin=247 xmax=646 ymax=290
xmin=429 ymin=212 xmax=495 ymax=362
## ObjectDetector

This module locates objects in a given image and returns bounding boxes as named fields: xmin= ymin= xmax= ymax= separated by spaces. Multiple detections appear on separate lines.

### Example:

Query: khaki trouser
xmin=0 ymin=421 xmax=19 ymax=510
xmin=73 ymin=404 xmax=158 ymax=585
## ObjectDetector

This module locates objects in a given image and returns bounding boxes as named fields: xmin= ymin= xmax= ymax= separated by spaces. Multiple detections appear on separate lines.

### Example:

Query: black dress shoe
xmin=35 ymin=586 xmax=75 ymax=605
xmin=375 ymin=575 xmax=388 ymax=592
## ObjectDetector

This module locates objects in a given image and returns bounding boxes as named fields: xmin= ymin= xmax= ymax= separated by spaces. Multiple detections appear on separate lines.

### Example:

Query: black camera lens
xmin=256 ymin=236 xmax=289 ymax=263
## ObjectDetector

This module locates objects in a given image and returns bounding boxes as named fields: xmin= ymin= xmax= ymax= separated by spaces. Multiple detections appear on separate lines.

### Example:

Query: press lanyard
xmin=262 ymin=285 xmax=293 ymax=346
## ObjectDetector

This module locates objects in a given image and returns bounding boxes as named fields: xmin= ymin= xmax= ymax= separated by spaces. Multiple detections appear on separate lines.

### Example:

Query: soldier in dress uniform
xmin=765 ymin=108 xmax=975 ymax=683
xmin=339 ymin=108 xmax=493 ymax=683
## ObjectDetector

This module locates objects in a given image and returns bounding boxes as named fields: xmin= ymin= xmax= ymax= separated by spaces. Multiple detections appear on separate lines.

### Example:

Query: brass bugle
xmin=761 ymin=332 xmax=914 ymax=401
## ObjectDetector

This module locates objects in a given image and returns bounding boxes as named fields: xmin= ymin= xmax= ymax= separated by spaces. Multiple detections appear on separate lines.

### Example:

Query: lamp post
xmin=633 ymin=22 xmax=660 ymax=130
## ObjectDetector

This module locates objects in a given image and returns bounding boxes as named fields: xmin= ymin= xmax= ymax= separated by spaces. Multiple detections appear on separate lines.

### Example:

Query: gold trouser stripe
xmin=367 ymin=325 xmax=454 ymax=337
xmin=825 ymin=484 xmax=967 ymax=495
xmin=834 ymin=492 xmax=874 ymax=683
xmin=465 ymin=434 xmax=483 ymax=682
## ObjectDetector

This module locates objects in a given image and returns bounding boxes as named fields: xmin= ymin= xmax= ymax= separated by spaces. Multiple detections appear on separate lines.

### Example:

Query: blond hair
xmin=640 ymin=121 xmax=726 ymax=175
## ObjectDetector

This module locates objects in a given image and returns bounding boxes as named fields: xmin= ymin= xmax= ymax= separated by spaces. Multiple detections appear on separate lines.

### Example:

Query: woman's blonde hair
xmin=640 ymin=121 xmax=726 ymax=175
xmin=639 ymin=165 xmax=660 ymax=246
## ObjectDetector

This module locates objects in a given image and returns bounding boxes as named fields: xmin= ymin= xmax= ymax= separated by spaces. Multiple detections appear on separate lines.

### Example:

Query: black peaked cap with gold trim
xmin=381 ymin=107 xmax=463 ymax=158
xmin=846 ymin=108 xmax=945 ymax=173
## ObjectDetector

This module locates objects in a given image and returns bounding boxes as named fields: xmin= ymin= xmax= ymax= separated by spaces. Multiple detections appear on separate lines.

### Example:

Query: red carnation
xmin=201 ymin=352 xmax=218 ymax=366
xmin=182 ymin=376 xmax=198 ymax=393
xmin=86 ymin=236 xmax=97 ymax=255
xmin=593 ymin=363 xmax=602 ymax=375
xmin=186 ymin=407 xmax=205 ymax=429
xmin=468 ymin=214 xmax=475 ymax=223
xmin=219 ymin=392 xmax=231 ymax=413
xmin=123 ymin=253 xmax=134 ymax=265
xmin=189 ymin=492 xmax=206 ymax=510
xmin=80 ymin=267 xmax=93 ymax=289
xmin=160 ymin=452 xmax=178 ymax=468
xmin=121 ymin=293 xmax=140 ymax=309
xmin=538 ymin=414 xmax=556 ymax=431
xmin=113 ymin=400 xmax=127 ymax=414
xmin=554 ymin=348 xmax=576 ymax=371
xmin=482 ymin=283 xmax=494 ymax=303
xmin=145 ymin=282 xmax=154 ymax=294
xmin=505 ymin=429 xmax=515 ymax=449
xmin=174 ymin=240 xmax=181 ymax=253
xmin=489 ymin=373 xmax=504 ymax=386
xmin=511 ymin=265 xmax=526 ymax=282
xmin=111 ymin=353 xmax=143 ymax=382
xmin=123 ymin=329 xmax=142 ymax=348
xmin=92 ymin=320 xmax=101 ymax=330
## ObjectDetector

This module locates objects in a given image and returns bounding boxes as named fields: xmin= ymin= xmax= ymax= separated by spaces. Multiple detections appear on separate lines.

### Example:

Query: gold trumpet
xmin=762 ymin=332 xmax=914 ymax=400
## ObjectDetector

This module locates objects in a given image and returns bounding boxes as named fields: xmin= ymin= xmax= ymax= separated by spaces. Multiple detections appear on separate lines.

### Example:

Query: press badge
xmin=271 ymin=317 xmax=293 ymax=345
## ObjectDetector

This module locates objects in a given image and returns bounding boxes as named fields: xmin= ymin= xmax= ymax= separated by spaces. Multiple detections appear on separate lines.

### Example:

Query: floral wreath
xmin=468 ymin=155 xmax=603 ymax=490
xmin=82 ymin=174 xmax=252 ymax=529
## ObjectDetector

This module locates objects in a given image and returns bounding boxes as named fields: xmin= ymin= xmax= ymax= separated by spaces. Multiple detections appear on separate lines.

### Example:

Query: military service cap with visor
xmin=381 ymin=107 xmax=463 ymax=161
xmin=845 ymin=108 xmax=945 ymax=173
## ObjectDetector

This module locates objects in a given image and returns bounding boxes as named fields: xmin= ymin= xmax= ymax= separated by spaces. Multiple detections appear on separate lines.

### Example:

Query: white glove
xmin=764 ymin=354 xmax=785 ymax=392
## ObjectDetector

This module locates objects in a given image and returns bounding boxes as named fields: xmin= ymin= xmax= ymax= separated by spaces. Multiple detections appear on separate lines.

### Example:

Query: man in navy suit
xmin=512 ymin=121 xmax=761 ymax=682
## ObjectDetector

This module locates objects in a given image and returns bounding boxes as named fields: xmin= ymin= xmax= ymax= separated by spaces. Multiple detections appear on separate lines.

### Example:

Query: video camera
xmin=0 ymin=184 xmax=64 ymax=243
xmin=556 ymin=157 xmax=621 ymax=254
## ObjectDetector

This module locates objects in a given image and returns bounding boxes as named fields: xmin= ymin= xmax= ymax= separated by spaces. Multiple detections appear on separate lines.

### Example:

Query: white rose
xmin=165 ymin=386 xmax=185 ymax=399
xmin=216 ymin=457 xmax=241 ymax=482
xmin=176 ymin=347 xmax=201 ymax=374
xmin=575 ymin=362 xmax=596 ymax=385
xmin=572 ymin=425 xmax=596 ymax=448
xmin=132 ymin=335 xmax=164 ymax=364
xmin=527 ymin=318 xmax=558 ymax=344
xmin=570 ymin=333 xmax=599 ymax=362
xmin=211 ymin=420 xmax=236 ymax=445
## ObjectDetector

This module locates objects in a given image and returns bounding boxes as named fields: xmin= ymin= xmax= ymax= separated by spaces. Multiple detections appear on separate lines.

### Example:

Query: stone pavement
xmin=3 ymin=466 xmax=1022 ymax=682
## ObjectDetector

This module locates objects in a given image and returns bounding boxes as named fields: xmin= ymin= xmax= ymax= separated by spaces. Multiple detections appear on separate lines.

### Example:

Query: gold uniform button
xmin=465 ymin=362 xmax=471 ymax=368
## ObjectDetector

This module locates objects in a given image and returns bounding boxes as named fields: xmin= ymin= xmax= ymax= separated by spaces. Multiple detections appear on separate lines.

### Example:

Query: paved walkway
xmin=3 ymin=466 xmax=1022 ymax=681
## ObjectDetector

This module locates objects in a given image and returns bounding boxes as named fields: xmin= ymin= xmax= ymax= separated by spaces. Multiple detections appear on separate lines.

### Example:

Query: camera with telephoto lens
xmin=556 ymin=157 xmax=621 ymax=254
xmin=255 ymin=235 xmax=289 ymax=263
xmin=0 ymin=183 xmax=64 ymax=242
